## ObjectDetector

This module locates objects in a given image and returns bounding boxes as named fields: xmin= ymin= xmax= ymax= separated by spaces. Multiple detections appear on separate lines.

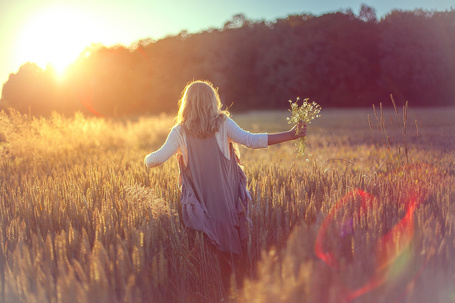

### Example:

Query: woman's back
xmin=180 ymin=133 xmax=248 ymax=255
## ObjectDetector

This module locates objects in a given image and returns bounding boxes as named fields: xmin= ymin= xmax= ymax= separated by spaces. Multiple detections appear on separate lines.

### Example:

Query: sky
xmin=1 ymin=0 xmax=454 ymax=96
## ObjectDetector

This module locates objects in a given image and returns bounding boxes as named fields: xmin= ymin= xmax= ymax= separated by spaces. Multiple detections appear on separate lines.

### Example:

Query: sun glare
xmin=16 ymin=6 xmax=108 ymax=78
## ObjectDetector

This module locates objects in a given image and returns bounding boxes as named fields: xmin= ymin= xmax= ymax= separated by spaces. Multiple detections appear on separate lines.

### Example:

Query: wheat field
xmin=0 ymin=105 xmax=454 ymax=303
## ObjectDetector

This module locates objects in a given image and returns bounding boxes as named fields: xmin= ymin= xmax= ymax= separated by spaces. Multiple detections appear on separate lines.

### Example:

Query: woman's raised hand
xmin=290 ymin=122 xmax=307 ymax=139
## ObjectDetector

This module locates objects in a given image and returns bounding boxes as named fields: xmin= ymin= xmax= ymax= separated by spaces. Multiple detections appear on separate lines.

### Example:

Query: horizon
xmin=1 ymin=0 xmax=454 ymax=97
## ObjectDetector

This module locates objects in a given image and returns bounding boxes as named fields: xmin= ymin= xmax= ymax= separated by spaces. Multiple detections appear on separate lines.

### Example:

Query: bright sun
xmin=16 ymin=6 xmax=108 ymax=77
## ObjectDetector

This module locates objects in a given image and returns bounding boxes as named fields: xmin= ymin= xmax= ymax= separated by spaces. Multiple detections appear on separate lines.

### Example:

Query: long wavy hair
xmin=175 ymin=80 xmax=230 ymax=137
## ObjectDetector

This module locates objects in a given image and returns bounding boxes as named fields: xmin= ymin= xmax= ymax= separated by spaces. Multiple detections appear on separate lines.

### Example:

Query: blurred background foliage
xmin=1 ymin=6 xmax=454 ymax=117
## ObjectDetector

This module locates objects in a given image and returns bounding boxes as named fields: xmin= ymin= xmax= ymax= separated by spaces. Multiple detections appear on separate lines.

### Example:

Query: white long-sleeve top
xmin=144 ymin=117 xmax=269 ymax=168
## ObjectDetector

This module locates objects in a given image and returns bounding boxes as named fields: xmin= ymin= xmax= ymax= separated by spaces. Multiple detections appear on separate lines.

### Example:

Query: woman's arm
xmin=267 ymin=123 xmax=307 ymax=146
xmin=226 ymin=118 xmax=269 ymax=148
xmin=144 ymin=127 xmax=181 ymax=168
xmin=226 ymin=117 xmax=306 ymax=147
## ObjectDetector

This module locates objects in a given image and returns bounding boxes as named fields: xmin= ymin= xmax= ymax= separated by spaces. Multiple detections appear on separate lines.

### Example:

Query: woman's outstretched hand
xmin=267 ymin=122 xmax=307 ymax=146
xmin=290 ymin=122 xmax=307 ymax=139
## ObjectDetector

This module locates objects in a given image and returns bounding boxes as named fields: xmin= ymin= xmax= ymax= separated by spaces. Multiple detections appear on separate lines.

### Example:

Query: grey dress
xmin=178 ymin=132 xmax=250 ymax=255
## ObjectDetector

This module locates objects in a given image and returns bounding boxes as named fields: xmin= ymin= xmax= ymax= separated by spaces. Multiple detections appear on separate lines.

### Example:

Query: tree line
xmin=1 ymin=5 xmax=454 ymax=116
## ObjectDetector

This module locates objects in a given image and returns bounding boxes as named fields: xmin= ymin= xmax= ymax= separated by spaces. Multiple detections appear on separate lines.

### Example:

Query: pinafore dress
xmin=178 ymin=132 xmax=250 ymax=255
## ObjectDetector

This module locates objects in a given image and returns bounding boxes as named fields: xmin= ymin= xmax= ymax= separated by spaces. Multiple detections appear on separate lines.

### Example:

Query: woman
xmin=144 ymin=80 xmax=306 ymax=287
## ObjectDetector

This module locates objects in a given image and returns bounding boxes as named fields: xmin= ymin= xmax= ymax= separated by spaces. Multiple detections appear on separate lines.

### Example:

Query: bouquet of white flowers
xmin=287 ymin=97 xmax=322 ymax=156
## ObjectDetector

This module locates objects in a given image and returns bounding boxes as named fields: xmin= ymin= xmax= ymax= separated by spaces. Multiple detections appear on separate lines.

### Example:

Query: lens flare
xmin=315 ymin=188 xmax=422 ymax=302
xmin=78 ymin=90 xmax=104 ymax=117
xmin=315 ymin=189 xmax=376 ymax=268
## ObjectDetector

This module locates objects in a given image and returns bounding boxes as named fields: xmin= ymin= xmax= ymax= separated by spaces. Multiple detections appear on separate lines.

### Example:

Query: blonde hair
xmin=175 ymin=80 xmax=230 ymax=137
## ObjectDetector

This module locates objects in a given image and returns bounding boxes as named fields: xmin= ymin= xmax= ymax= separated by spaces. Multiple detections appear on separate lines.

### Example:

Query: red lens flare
xmin=315 ymin=188 xmax=421 ymax=302
xmin=78 ymin=89 xmax=104 ymax=117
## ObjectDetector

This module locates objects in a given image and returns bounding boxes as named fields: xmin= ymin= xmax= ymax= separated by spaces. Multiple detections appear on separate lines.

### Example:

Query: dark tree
xmin=2 ymin=8 xmax=454 ymax=116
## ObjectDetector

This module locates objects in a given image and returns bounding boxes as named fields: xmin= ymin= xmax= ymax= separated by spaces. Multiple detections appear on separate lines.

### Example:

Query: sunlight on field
xmin=0 ymin=107 xmax=454 ymax=303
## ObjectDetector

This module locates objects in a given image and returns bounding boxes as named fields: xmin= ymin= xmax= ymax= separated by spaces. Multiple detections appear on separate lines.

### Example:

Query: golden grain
xmin=0 ymin=107 xmax=454 ymax=302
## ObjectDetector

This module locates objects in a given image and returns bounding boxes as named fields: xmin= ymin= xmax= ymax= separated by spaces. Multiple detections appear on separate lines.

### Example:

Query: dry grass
xmin=1 ymin=105 xmax=454 ymax=303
